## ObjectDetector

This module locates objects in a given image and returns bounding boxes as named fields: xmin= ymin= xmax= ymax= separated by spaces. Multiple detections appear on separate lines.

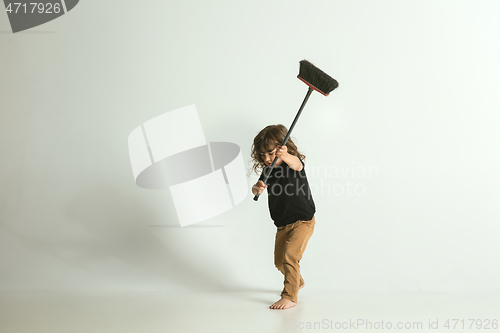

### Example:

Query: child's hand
xmin=252 ymin=180 xmax=268 ymax=195
xmin=276 ymin=145 xmax=288 ymax=160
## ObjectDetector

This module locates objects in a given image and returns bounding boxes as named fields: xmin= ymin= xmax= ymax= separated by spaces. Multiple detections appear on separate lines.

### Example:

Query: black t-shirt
xmin=258 ymin=157 xmax=316 ymax=227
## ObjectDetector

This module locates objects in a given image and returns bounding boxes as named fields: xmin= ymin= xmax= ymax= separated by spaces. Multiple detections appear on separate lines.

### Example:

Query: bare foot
xmin=270 ymin=297 xmax=296 ymax=310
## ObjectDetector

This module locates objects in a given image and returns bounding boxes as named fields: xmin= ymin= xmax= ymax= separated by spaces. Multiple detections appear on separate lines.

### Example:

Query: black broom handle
xmin=253 ymin=87 xmax=313 ymax=201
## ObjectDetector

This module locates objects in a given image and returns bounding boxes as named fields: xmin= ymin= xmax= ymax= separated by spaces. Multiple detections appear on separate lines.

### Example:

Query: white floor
xmin=1 ymin=290 xmax=498 ymax=333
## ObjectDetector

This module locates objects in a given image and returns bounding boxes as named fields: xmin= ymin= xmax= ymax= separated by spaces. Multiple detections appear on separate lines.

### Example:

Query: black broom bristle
xmin=298 ymin=60 xmax=339 ymax=96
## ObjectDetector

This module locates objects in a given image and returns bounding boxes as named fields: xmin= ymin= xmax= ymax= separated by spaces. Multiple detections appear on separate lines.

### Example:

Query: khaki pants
xmin=274 ymin=216 xmax=315 ymax=303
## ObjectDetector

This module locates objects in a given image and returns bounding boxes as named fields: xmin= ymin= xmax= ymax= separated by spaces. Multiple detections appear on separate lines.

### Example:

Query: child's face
xmin=260 ymin=147 xmax=283 ymax=166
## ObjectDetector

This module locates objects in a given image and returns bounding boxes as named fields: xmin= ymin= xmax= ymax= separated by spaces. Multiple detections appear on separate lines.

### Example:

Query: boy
xmin=251 ymin=124 xmax=315 ymax=310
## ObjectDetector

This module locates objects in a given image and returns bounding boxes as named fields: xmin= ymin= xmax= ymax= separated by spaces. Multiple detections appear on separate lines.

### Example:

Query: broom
xmin=253 ymin=60 xmax=339 ymax=201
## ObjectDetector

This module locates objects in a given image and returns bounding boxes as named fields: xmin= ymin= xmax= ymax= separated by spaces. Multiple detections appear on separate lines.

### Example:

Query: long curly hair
xmin=250 ymin=124 xmax=306 ymax=175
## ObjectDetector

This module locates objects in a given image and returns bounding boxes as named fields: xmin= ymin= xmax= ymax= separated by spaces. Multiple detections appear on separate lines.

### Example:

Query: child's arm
xmin=276 ymin=146 xmax=303 ymax=171
xmin=252 ymin=180 xmax=267 ymax=195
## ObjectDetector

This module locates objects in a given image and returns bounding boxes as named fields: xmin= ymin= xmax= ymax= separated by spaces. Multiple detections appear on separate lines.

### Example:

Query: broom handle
xmin=253 ymin=87 xmax=313 ymax=201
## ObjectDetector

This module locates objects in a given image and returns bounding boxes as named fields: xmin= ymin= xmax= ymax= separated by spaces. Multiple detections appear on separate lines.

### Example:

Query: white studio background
xmin=0 ymin=0 xmax=499 ymax=294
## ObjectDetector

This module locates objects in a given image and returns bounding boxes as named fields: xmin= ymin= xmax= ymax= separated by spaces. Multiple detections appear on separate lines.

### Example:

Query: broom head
xmin=297 ymin=60 xmax=339 ymax=96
